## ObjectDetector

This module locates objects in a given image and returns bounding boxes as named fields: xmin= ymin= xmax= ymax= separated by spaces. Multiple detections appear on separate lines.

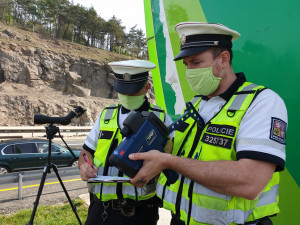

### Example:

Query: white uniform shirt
xmin=198 ymin=74 xmax=287 ymax=171
xmin=84 ymin=105 xmax=174 ymax=152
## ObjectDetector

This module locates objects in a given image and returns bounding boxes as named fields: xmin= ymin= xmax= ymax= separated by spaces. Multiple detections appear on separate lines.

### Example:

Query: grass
xmin=0 ymin=199 xmax=88 ymax=225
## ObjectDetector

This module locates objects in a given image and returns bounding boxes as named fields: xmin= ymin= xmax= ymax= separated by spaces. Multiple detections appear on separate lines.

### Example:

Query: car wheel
xmin=0 ymin=166 xmax=9 ymax=174
xmin=71 ymin=160 xmax=78 ymax=167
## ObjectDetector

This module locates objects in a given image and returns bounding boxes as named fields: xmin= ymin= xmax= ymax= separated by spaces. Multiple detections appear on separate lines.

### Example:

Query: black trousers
xmin=85 ymin=197 xmax=159 ymax=225
xmin=170 ymin=215 xmax=185 ymax=225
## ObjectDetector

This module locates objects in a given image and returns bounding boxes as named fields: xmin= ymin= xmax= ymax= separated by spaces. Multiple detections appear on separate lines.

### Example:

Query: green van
xmin=0 ymin=139 xmax=80 ymax=174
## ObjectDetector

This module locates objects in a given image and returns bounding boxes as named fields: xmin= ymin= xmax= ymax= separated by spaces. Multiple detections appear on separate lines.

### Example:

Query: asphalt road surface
xmin=0 ymin=171 xmax=87 ymax=215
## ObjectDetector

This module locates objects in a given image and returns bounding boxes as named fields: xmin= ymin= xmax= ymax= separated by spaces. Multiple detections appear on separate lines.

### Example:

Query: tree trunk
xmin=71 ymin=28 xmax=75 ymax=42
xmin=86 ymin=35 xmax=90 ymax=46
xmin=55 ymin=19 xmax=61 ymax=39
xmin=2 ymin=0 xmax=5 ymax=24
xmin=77 ymin=30 xmax=82 ymax=43
xmin=63 ymin=24 xmax=70 ymax=40
xmin=91 ymin=34 xmax=95 ymax=47
xmin=109 ymin=34 xmax=114 ymax=52
xmin=32 ymin=16 xmax=35 ymax=33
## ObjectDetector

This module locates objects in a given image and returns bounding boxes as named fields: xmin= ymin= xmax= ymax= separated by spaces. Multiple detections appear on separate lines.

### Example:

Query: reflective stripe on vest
xmin=157 ymin=82 xmax=280 ymax=224
xmin=191 ymin=96 xmax=201 ymax=105
xmin=91 ymin=103 xmax=166 ymax=201
xmin=152 ymin=105 xmax=162 ymax=118
xmin=90 ymin=167 xmax=156 ymax=199
xmin=158 ymin=175 xmax=279 ymax=224
xmin=104 ymin=104 xmax=117 ymax=121
xmin=228 ymin=84 xmax=258 ymax=111
xmin=256 ymin=184 xmax=279 ymax=207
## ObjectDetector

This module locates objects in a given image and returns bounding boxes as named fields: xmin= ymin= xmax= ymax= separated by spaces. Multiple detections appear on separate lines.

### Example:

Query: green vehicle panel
xmin=144 ymin=0 xmax=300 ymax=223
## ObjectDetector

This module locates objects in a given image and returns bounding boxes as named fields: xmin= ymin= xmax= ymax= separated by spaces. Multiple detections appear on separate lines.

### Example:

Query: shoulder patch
xmin=270 ymin=117 xmax=287 ymax=145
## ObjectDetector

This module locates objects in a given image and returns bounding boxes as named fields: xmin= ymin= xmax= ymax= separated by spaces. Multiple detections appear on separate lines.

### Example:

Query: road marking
xmin=0 ymin=178 xmax=82 ymax=192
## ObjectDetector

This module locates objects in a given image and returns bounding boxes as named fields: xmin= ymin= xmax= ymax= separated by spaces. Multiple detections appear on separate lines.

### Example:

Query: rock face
xmin=0 ymin=83 xmax=118 ymax=126
xmin=0 ymin=44 xmax=117 ymax=99
xmin=0 ymin=24 xmax=149 ymax=126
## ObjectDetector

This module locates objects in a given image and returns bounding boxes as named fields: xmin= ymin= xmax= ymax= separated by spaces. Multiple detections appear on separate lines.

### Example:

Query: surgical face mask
xmin=118 ymin=93 xmax=145 ymax=110
xmin=186 ymin=57 xmax=223 ymax=96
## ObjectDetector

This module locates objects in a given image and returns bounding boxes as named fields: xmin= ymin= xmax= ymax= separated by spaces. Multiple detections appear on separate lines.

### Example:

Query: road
xmin=0 ymin=169 xmax=87 ymax=215
xmin=53 ymin=138 xmax=85 ymax=151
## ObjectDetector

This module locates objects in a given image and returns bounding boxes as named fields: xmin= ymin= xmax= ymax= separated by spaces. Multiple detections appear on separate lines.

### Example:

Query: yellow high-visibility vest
xmin=91 ymin=103 xmax=166 ymax=202
xmin=157 ymin=82 xmax=280 ymax=225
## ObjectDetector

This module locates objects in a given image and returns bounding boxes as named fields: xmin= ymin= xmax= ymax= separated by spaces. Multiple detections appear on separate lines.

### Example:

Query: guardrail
xmin=0 ymin=126 xmax=92 ymax=139
xmin=0 ymin=167 xmax=80 ymax=200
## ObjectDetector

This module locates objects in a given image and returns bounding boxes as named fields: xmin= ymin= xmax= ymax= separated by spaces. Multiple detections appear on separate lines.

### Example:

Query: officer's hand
xmin=79 ymin=162 xmax=98 ymax=181
xmin=129 ymin=150 xmax=167 ymax=187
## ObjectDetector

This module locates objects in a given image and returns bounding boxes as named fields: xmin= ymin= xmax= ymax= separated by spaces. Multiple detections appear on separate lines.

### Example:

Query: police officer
xmin=78 ymin=60 xmax=174 ymax=225
xmin=129 ymin=23 xmax=288 ymax=225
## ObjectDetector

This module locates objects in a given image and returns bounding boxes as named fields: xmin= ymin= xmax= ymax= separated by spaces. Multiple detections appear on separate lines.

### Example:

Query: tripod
xmin=27 ymin=125 xmax=82 ymax=225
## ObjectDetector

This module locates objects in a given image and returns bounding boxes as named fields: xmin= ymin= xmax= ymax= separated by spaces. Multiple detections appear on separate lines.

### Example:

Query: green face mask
xmin=186 ymin=67 xmax=222 ymax=96
xmin=186 ymin=55 xmax=223 ymax=96
xmin=118 ymin=93 xmax=145 ymax=110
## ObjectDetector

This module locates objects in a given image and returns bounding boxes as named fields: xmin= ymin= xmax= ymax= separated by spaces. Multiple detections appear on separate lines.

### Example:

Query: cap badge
xmin=123 ymin=73 xmax=131 ymax=81
xmin=180 ymin=34 xmax=186 ymax=45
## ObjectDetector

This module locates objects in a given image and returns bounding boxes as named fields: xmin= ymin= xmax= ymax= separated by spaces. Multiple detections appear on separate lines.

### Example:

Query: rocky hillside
xmin=0 ymin=23 xmax=153 ymax=126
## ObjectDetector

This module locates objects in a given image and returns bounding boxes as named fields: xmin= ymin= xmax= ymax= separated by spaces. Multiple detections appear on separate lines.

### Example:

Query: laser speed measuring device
xmin=109 ymin=102 xmax=204 ymax=184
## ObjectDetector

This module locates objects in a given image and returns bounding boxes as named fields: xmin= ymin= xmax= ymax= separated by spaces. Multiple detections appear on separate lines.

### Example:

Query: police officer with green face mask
xmin=128 ymin=23 xmax=288 ymax=225
xmin=78 ymin=60 xmax=174 ymax=225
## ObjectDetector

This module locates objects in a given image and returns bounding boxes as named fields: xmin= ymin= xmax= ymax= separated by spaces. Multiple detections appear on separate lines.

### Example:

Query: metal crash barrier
xmin=0 ymin=126 xmax=91 ymax=139
xmin=0 ymin=167 xmax=80 ymax=200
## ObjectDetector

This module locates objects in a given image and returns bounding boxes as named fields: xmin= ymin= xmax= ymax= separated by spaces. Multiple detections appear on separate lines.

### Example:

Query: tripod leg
xmin=27 ymin=165 xmax=49 ymax=225
xmin=52 ymin=164 xmax=82 ymax=225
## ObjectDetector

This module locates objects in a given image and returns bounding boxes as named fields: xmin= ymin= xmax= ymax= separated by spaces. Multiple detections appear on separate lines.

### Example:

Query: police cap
xmin=174 ymin=22 xmax=240 ymax=61
xmin=108 ymin=60 xmax=156 ymax=94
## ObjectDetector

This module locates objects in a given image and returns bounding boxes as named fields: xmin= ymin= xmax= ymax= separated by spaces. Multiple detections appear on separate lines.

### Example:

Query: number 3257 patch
xmin=270 ymin=117 xmax=287 ymax=145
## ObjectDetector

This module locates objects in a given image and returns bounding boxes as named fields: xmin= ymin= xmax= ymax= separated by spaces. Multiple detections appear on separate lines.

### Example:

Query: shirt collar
xmin=201 ymin=72 xmax=246 ymax=101
xmin=121 ymin=97 xmax=150 ymax=114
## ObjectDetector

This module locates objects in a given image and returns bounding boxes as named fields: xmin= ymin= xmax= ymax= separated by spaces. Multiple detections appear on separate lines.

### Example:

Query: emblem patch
xmin=180 ymin=34 xmax=186 ymax=45
xmin=123 ymin=73 xmax=131 ymax=81
xmin=270 ymin=117 xmax=287 ymax=144
xmin=98 ymin=130 xmax=113 ymax=140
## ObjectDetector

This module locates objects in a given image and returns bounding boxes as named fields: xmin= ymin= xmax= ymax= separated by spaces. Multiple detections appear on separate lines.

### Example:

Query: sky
xmin=72 ymin=0 xmax=146 ymax=33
